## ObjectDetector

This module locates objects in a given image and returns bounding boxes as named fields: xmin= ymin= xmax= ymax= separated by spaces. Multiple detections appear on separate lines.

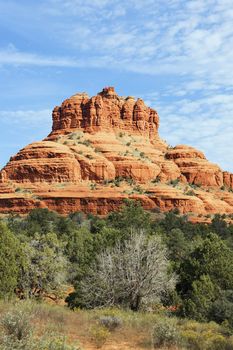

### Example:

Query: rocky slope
xmin=1 ymin=87 xmax=233 ymax=221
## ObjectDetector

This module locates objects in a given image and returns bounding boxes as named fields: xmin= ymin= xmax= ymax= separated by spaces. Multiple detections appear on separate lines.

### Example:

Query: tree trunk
xmin=130 ymin=295 xmax=141 ymax=311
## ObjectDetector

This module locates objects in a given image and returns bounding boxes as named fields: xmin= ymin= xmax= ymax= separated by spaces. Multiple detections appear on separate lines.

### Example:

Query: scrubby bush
xmin=186 ymin=190 xmax=196 ymax=196
xmin=38 ymin=335 xmax=81 ymax=350
xmin=98 ymin=315 xmax=122 ymax=331
xmin=152 ymin=317 xmax=182 ymax=348
xmin=151 ymin=176 xmax=161 ymax=184
xmin=0 ymin=303 xmax=33 ymax=350
xmin=89 ymin=325 xmax=110 ymax=348
xmin=125 ymin=177 xmax=135 ymax=185
xmin=133 ymin=185 xmax=144 ymax=194
xmin=180 ymin=320 xmax=233 ymax=350
xmin=113 ymin=176 xmax=124 ymax=187
xmin=169 ymin=179 xmax=179 ymax=186
xmin=81 ymin=139 xmax=91 ymax=146
xmin=77 ymin=231 xmax=176 ymax=310
xmin=140 ymin=151 xmax=145 ymax=158
xmin=90 ymin=183 xmax=97 ymax=190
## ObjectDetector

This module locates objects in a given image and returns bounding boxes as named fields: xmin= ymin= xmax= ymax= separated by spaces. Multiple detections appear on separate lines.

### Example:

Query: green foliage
xmin=81 ymin=139 xmax=91 ymax=146
xmin=0 ymin=303 xmax=33 ymax=350
xmin=180 ymin=320 xmax=233 ymax=350
xmin=107 ymin=200 xmax=152 ymax=233
xmin=64 ymin=227 xmax=95 ymax=282
xmin=18 ymin=232 xmax=68 ymax=299
xmin=210 ymin=214 xmax=229 ymax=238
xmin=152 ymin=317 xmax=182 ymax=348
xmin=89 ymin=324 xmax=110 ymax=348
xmin=151 ymin=175 xmax=161 ymax=183
xmin=86 ymin=154 xmax=93 ymax=159
xmin=113 ymin=176 xmax=124 ymax=187
xmin=132 ymin=185 xmax=144 ymax=194
xmin=0 ymin=302 xmax=82 ymax=350
xmin=178 ymin=234 xmax=233 ymax=322
xmin=168 ymin=178 xmax=179 ymax=186
xmin=1 ymin=304 xmax=32 ymax=340
xmin=90 ymin=183 xmax=97 ymax=190
xmin=3 ymin=201 xmax=233 ymax=328
xmin=209 ymin=290 xmax=233 ymax=327
xmin=125 ymin=177 xmax=135 ymax=185
xmin=38 ymin=335 xmax=81 ymax=350
xmin=164 ymin=228 xmax=190 ymax=269
xmin=185 ymin=189 xmax=196 ymax=196
xmin=139 ymin=151 xmax=145 ymax=158
xmin=179 ymin=233 xmax=233 ymax=294
xmin=0 ymin=222 xmax=21 ymax=298
xmin=183 ymin=275 xmax=217 ymax=321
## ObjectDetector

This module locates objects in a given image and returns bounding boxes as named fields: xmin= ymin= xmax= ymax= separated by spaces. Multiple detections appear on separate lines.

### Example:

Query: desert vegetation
xmin=1 ymin=202 xmax=233 ymax=348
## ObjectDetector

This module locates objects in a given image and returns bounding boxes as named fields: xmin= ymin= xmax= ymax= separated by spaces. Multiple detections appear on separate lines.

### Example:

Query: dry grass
xmin=0 ymin=301 xmax=179 ymax=350
xmin=0 ymin=301 xmax=232 ymax=350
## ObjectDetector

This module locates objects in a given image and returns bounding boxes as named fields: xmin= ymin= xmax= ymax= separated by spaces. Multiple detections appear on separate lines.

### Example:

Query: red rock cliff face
xmin=1 ymin=87 xmax=233 ymax=220
xmin=50 ymin=87 xmax=159 ymax=140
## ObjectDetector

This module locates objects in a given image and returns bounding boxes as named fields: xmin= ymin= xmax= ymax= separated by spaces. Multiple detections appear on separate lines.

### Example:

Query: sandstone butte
xmin=1 ymin=86 xmax=233 ymax=222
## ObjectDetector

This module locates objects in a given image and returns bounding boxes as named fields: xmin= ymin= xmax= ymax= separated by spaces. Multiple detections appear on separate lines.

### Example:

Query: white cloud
xmin=40 ymin=0 xmax=233 ymax=91
xmin=145 ymin=92 xmax=233 ymax=172
xmin=0 ymin=45 xmax=79 ymax=67
xmin=1 ymin=0 xmax=233 ymax=172
xmin=0 ymin=109 xmax=51 ymax=127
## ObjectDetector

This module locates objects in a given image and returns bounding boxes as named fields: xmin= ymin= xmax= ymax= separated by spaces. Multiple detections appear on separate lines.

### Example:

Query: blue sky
xmin=1 ymin=0 xmax=233 ymax=171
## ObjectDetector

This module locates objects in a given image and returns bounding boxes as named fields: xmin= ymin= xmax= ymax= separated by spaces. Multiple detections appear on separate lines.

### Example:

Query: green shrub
xmin=133 ymin=185 xmax=144 ymax=194
xmin=113 ymin=176 xmax=124 ymax=187
xmin=151 ymin=176 xmax=161 ymax=184
xmin=152 ymin=317 xmax=182 ymax=348
xmin=140 ymin=151 xmax=145 ymax=158
xmin=89 ymin=325 xmax=110 ymax=348
xmin=169 ymin=179 xmax=179 ymax=186
xmin=81 ymin=139 xmax=91 ymax=147
xmin=68 ymin=133 xmax=78 ymax=140
xmin=0 ymin=303 xmax=33 ymax=349
xmin=15 ymin=187 xmax=22 ymax=192
xmin=90 ymin=183 xmax=97 ymax=190
xmin=180 ymin=321 xmax=233 ymax=350
xmin=125 ymin=177 xmax=135 ymax=186
xmin=86 ymin=154 xmax=93 ymax=159
xmin=186 ymin=190 xmax=196 ymax=196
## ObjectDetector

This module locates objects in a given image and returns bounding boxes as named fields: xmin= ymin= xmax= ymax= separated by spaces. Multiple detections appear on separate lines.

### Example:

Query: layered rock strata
xmin=1 ymin=87 xmax=233 ymax=220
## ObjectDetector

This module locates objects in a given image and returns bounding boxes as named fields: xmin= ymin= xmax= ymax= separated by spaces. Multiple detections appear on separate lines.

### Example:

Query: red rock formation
xmin=166 ymin=145 xmax=224 ymax=187
xmin=1 ymin=87 xmax=233 ymax=220
xmin=2 ymin=142 xmax=81 ymax=183
xmin=49 ymin=87 xmax=159 ymax=139
xmin=223 ymin=172 xmax=233 ymax=189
